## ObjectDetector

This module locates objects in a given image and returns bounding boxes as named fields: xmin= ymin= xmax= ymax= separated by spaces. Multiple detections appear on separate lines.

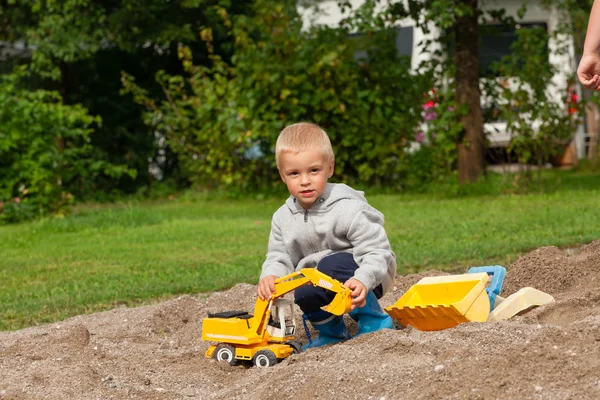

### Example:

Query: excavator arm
xmin=250 ymin=268 xmax=353 ymax=338
xmin=289 ymin=268 xmax=353 ymax=315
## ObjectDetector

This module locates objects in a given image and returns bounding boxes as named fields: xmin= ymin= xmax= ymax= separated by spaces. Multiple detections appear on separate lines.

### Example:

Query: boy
xmin=258 ymin=122 xmax=396 ymax=348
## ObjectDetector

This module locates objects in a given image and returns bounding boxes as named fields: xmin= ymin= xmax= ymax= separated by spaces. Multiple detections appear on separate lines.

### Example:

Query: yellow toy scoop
xmin=385 ymin=272 xmax=491 ymax=331
xmin=488 ymin=287 xmax=555 ymax=322
xmin=385 ymin=265 xmax=555 ymax=330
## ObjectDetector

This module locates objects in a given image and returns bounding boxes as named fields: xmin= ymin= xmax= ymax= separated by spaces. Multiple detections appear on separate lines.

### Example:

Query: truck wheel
xmin=253 ymin=350 xmax=278 ymax=367
xmin=286 ymin=340 xmax=303 ymax=354
xmin=214 ymin=344 xmax=238 ymax=366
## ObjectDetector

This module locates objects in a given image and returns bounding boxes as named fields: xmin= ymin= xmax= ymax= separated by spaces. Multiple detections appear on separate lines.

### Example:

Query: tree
xmin=0 ymin=67 xmax=136 ymax=222
xmin=0 ymin=0 xmax=254 ymax=195
xmin=454 ymin=0 xmax=485 ymax=184
xmin=123 ymin=0 xmax=429 ymax=190
xmin=390 ymin=0 xmax=485 ymax=185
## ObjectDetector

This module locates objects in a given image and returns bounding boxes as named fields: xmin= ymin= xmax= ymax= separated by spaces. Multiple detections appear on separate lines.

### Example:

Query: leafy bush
xmin=489 ymin=25 xmax=575 ymax=179
xmin=0 ymin=68 xmax=136 ymax=223
xmin=405 ymin=87 xmax=466 ymax=188
xmin=123 ymin=0 xmax=582 ymax=192
xmin=123 ymin=0 xmax=430 ymax=191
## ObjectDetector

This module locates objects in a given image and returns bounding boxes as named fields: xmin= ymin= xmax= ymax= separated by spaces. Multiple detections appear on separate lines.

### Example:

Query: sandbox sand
xmin=2 ymin=240 xmax=600 ymax=399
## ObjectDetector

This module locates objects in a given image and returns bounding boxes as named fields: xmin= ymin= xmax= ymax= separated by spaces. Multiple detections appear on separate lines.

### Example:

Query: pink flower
xmin=423 ymin=111 xmax=437 ymax=121
xmin=416 ymin=132 xmax=425 ymax=143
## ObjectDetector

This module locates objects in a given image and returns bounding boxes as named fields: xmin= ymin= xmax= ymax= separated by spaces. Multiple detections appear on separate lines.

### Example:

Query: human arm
xmin=578 ymin=0 xmax=600 ymax=90
xmin=258 ymin=213 xmax=295 ymax=298
xmin=345 ymin=204 xmax=396 ymax=295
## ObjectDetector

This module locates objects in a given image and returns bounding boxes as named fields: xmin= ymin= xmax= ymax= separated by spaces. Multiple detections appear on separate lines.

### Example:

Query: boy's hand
xmin=258 ymin=275 xmax=278 ymax=300
xmin=344 ymin=278 xmax=367 ymax=310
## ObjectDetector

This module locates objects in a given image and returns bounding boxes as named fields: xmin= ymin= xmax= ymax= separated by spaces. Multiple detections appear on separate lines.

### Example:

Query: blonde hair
xmin=275 ymin=122 xmax=335 ymax=169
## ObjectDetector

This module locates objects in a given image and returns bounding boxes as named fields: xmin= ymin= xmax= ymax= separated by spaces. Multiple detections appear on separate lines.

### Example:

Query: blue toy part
xmin=302 ymin=313 xmax=313 ymax=346
xmin=467 ymin=265 xmax=506 ymax=311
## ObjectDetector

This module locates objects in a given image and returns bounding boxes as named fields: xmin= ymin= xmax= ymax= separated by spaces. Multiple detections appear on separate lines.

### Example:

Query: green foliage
xmin=0 ymin=68 xmax=135 ymax=223
xmin=392 ymin=1 xmax=581 ymax=188
xmin=4 ymin=0 xmax=238 ymax=79
xmin=548 ymin=0 xmax=599 ymax=168
xmin=1 ymin=0 xmax=255 ymax=201
xmin=12 ymin=0 xmax=107 ymax=80
xmin=124 ymin=0 xmax=430 ymax=190
xmin=405 ymin=88 xmax=466 ymax=188
xmin=1 ymin=0 xmax=593 ymax=207
xmin=489 ymin=25 xmax=575 ymax=177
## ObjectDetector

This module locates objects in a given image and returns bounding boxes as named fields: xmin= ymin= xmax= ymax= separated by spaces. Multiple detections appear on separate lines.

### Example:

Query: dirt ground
xmin=2 ymin=240 xmax=600 ymax=400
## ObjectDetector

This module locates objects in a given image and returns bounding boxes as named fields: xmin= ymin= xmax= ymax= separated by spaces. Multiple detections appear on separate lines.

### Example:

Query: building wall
xmin=299 ymin=1 xmax=584 ymax=156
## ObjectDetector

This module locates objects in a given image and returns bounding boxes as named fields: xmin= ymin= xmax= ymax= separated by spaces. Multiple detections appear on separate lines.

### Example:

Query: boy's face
xmin=278 ymin=149 xmax=334 ymax=209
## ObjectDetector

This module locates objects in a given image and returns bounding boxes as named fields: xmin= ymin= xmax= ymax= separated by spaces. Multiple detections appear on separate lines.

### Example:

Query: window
xmin=444 ymin=22 xmax=549 ymax=77
xmin=352 ymin=26 xmax=413 ymax=61
xmin=479 ymin=22 xmax=549 ymax=77
xmin=395 ymin=26 xmax=414 ymax=58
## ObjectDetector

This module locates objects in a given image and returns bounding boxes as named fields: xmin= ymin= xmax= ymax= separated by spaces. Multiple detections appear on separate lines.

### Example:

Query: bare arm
xmin=584 ymin=0 xmax=600 ymax=55
xmin=578 ymin=0 xmax=600 ymax=90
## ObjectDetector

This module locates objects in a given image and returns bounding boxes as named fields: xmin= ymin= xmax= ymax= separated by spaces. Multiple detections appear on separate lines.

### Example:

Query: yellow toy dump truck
xmin=202 ymin=268 xmax=353 ymax=367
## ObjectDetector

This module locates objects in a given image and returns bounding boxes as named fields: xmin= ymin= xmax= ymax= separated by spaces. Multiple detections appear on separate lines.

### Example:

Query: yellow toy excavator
xmin=202 ymin=268 xmax=353 ymax=367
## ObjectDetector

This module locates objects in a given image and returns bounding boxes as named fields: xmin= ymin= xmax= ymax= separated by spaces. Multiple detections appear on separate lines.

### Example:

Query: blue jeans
xmin=294 ymin=252 xmax=383 ymax=315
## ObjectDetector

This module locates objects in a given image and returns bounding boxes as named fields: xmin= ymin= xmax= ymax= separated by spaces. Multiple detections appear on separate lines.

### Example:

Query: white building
xmin=300 ymin=0 xmax=586 ymax=161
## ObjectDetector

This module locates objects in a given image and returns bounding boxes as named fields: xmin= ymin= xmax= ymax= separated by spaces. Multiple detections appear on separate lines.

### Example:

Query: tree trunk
xmin=455 ymin=0 xmax=485 ymax=184
xmin=57 ymin=61 xmax=69 ymax=152
xmin=586 ymin=103 xmax=598 ymax=167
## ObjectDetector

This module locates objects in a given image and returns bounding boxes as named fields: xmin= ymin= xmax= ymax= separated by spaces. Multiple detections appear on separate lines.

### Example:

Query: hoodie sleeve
xmin=346 ymin=204 xmax=396 ymax=293
xmin=260 ymin=212 xmax=295 ymax=280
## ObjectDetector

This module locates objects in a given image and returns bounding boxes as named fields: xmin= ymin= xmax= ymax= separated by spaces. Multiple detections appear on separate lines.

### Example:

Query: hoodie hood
xmin=285 ymin=183 xmax=367 ymax=214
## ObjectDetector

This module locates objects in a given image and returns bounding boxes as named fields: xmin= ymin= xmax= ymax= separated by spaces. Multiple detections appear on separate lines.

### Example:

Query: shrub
xmin=123 ymin=0 xmax=429 ymax=191
xmin=0 ymin=68 xmax=136 ymax=222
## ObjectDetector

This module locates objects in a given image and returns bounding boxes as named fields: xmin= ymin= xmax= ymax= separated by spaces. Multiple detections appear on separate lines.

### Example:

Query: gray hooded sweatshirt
xmin=260 ymin=183 xmax=396 ymax=294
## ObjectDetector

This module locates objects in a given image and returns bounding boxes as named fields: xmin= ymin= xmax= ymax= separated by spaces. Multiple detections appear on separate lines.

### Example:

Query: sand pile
xmin=2 ymin=240 xmax=600 ymax=399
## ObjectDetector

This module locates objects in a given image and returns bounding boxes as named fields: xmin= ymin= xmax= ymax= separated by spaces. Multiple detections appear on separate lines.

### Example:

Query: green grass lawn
xmin=2 ymin=169 xmax=600 ymax=331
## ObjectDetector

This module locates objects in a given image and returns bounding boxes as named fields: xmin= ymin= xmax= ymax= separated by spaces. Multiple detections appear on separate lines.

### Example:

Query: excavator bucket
xmin=385 ymin=272 xmax=491 ymax=331
xmin=320 ymin=290 xmax=353 ymax=315
xmin=295 ymin=268 xmax=353 ymax=316
xmin=488 ymin=287 xmax=555 ymax=322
